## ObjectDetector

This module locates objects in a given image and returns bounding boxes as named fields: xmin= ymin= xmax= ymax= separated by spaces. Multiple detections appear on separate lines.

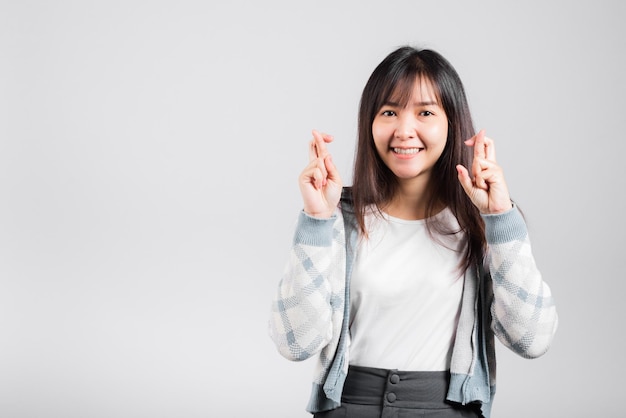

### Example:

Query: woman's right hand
xmin=298 ymin=129 xmax=343 ymax=218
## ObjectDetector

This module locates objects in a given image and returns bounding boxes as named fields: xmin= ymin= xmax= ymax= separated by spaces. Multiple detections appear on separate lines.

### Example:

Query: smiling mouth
xmin=392 ymin=147 xmax=423 ymax=155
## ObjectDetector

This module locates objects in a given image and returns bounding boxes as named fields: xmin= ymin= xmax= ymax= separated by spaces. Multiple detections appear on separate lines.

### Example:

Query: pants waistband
xmin=342 ymin=365 xmax=451 ymax=408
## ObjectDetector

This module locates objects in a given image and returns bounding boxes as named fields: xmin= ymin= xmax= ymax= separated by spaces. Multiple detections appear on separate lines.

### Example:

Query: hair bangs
xmin=377 ymin=63 xmax=443 ymax=115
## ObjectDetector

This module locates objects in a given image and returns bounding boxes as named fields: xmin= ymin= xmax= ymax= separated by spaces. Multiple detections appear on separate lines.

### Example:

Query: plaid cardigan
xmin=269 ymin=190 xmax=558 ymax=417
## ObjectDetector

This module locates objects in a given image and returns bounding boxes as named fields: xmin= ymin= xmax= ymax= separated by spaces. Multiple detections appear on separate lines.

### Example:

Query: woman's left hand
xmin=456 ymin=130 xmax=513 ymax=214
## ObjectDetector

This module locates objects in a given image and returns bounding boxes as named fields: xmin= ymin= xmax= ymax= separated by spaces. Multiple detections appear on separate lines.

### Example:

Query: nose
xmin=394 ymin=113 xmax=416 ymax=140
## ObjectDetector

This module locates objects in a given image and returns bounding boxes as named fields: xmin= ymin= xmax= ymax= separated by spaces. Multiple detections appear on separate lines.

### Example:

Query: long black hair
xmin=350 ymin=46 xmax=485 ymax=269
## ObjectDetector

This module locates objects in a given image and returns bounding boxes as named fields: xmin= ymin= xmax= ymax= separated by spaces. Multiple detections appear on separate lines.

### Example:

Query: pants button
xmin=390 ymin=374 xmax=400 ymax=384
xmin=387 ymin=392 xmax=397 ymax=403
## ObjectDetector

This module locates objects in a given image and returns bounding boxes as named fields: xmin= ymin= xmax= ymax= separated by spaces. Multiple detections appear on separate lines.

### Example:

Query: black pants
xmin=314 ymin=365 xmax=482 ymax=418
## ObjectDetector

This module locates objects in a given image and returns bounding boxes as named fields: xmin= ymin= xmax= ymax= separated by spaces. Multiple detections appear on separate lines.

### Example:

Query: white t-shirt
xmin=349 ymin=207 xmax=465 ymax=371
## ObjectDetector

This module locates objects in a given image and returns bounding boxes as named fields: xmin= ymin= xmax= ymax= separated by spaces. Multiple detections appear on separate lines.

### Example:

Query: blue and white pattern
xmin=269 ymin=196 xmax=558 ymax=418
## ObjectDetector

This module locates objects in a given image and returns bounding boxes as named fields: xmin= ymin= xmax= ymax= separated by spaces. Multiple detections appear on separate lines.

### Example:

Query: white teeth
xmin=393 ymin=148 xmax=421 ymax=155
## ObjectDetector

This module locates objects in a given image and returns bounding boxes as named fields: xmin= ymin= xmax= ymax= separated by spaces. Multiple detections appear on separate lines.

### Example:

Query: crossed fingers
xmin=307 ymin=129 xmax=333 ymax=188
xmin=466 ymin=130 xmax=498 ymax=190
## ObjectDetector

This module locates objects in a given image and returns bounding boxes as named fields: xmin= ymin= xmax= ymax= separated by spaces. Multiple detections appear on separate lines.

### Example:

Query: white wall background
xmin=1 ymin=1 xmax=624 ymax=417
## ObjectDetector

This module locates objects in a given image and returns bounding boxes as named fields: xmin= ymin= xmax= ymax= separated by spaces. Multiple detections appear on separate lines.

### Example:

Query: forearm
xmin=269 ymin=211 xmax=344 ymax=361
xmin=483 ymin=206 xmax=558 ymax=358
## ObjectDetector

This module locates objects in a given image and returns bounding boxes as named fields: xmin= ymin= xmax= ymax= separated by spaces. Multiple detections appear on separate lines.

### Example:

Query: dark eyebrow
xmin=383 ymin=100 xmax=439 ymax=107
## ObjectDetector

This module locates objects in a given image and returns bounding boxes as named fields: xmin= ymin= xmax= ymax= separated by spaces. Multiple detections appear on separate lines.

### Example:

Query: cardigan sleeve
xmin=482 ymin=206 xmax=558 ymax=359
xmin=268 ymin=209 xmax=347 ymax=362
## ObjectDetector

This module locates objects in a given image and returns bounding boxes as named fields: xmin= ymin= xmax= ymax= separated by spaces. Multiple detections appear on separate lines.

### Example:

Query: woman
xmin=269 ymin=46 xmax=558 ymax=418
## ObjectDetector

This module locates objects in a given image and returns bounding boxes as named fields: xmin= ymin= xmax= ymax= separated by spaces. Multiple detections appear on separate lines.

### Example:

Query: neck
xmin=384 ymin=177 xmax=439 ymax=220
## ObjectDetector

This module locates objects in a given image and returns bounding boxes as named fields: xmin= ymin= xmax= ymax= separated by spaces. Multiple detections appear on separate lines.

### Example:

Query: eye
xmin=381 ymin=110 xmax=396 ymax=117
xmin=420 ymin=110 xmax=434 ymax=116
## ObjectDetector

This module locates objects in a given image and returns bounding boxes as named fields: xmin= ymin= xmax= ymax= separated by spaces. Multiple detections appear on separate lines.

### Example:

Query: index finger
xmin=479 ymin=134 xmax=496 ymax=162
xmin=313 ymin=130 xmax=325 ymax=159
xmin=470 ymin=130 xmax=497 ymax=162
xmin=471 ymin=130 xmax=487 ymax=159
xmin=312 ymin=129 xmax=331 ymax=159
xmin=308 ymin=139 xmax=318 ymax=162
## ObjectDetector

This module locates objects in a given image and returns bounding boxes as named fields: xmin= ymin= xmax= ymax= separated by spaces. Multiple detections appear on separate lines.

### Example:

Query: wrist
xmin=482 ymin=201 xmax=513 ymax=215
xmin=303 ymin=208 xmax=335 ymax=219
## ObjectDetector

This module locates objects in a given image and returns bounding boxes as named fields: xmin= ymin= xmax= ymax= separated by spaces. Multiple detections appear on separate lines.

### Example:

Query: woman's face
xmin=372 ymin=77 xmax=448 ymax=187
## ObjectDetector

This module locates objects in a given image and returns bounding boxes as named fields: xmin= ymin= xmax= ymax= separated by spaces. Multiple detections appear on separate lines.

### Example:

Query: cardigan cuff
xmin=481 ymin=205 xmax=527 ymax=244
xmin=293 ymin=210 xmax=337 ymax=247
